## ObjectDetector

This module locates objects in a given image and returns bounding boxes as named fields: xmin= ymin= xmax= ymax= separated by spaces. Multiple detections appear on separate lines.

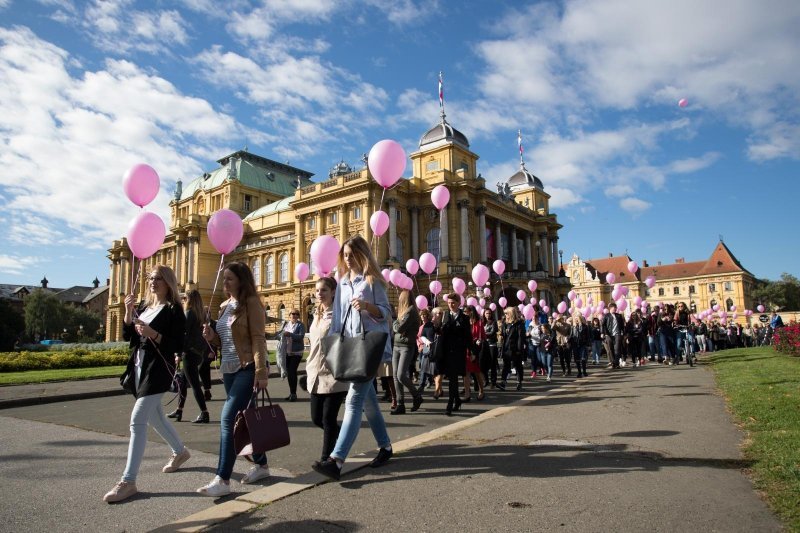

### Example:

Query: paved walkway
xmin=0 ymin=361 xmax=782 ymax=532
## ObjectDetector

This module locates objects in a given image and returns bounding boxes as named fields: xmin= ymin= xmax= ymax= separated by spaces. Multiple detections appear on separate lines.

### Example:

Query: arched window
xmin=726 ymin=298 xmax=734 ymax=312
xmin=426 ymin=228 xmax=440 ymax=260
xmin=306 ymin=250 xmax=315 ymax=279
xmin=265 ymin=305 xmax=271 ymax=317
xmin=279 ymin=303 xmax=286 ymax=321
xmin=252 ymin=258 xmax=261 ymax=287
xmin=279 ymin=253 xmax=289 ymax=283
xmin=265 ymin=255 xmax=274 ymax=285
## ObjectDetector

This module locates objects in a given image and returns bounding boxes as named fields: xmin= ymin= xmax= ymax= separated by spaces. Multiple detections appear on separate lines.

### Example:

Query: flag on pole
xmin=518 ymin=129 xmax=523 ymax=155
xmin=438 ymin=71 xmax=444 ymax=109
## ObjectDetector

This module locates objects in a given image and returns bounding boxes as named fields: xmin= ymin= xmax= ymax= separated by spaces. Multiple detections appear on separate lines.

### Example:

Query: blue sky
xmin=1 ymin=0 xmax=798 ymax=289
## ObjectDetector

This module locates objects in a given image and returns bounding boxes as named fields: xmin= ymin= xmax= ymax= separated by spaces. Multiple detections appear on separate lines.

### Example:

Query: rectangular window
xmin=329 ymin=212 xmax=338 ymax=225
xmin=708 ymin=283 xmax=716 ymax=293
xmin=426 ymin=160 xmax=440 ymax=172
xmin=658 ymin=288 xmax=665 ymax=296
xmin=673 ymin=287 xmax=680 ymax=295
xmin=689 ymin=285 xmax=696 ymax=294
xmin=645 ymin=289 xmax=651 ymax=297
xmin=244 ymin=194 xmax=252 ymax=211
xmin=352 ymin=206 xmax=361 ymax=220
xmin=307 ymin=217 xmax=315 ymax=230
xmin=724 ymin=282 xmax=733 ymax=291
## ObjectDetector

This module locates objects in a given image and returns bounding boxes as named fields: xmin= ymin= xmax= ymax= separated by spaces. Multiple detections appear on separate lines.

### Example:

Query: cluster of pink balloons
xmin=123 ymin=164 xmax=166 ymax=260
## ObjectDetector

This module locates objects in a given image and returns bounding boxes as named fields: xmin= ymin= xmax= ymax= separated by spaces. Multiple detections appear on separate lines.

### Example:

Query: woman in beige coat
xmin=307 ymin=276 xmax=349 ymax=464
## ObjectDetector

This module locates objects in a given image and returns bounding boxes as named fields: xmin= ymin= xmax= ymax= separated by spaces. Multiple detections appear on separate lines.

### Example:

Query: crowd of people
xmin=103 ymin=238 xmax=785 ymax=502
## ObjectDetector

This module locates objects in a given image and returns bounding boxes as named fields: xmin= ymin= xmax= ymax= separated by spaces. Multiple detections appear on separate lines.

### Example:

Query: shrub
xmin=773 ymin=323 xmax=800 ymax=357
xmin=0 ymin=349 xmax=128 ymax=372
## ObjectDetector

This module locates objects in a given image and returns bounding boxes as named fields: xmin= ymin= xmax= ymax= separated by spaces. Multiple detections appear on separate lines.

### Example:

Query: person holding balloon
xmin=391 ymin=290 xmax=423 ymax=414
xmin=197 ymin=262 xmax=271 ymax=497
xmin=104 ymin=265 xmax=190 ymax=503
xmin=313 ymin=235 xmax=394 ymax=480
xmin=306 ymin=276 xmax=349 ymax=464
xmin=416 ymin=308 xmax=437 ymax=392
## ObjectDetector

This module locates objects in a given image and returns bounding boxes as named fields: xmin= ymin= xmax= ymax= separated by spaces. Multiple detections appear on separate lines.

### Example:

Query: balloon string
xmin=369 ymin=186 xmax=388 ymax=249
xmin=129 ymin=258 xmax=142 ymax=299
xmin=206 ymin=254 xmax=225 ymax=324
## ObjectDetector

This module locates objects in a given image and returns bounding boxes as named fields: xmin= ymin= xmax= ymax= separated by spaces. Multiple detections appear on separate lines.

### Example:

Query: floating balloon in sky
xmin=678 ymin=98 xmax=688 ymax=108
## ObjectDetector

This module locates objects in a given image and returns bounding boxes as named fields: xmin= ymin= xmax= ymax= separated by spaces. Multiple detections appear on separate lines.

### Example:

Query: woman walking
xmin=104 ymin=265 xmax=189 ymax=503
xmin=553 ymin=315 xmax=572 ymax=376
xmin=570 ymin=313 xmax=590 ymax=378
xmin=313 ymin=236 xmax=393 ymax=480
xmin=281 ymin=309 xmax=305 ymax=401
xmin=391 ymin=290 xmax=423 ymax=414
xmin=590 ymin=317 xmax=603 ymax=365
xmin=500 ymin=307 xmax=526 ymax=391
xmin=197 ymin=262 xmax=271 ymax=497
xmin=539 ymin=323 xmax=555 ymax=382
xmin=482 ymin=308 xmax=500 ymax=388
xmin=465 ymin=305 xmax=486 ymax=401
xmin=168 ymin=289 xmax=210 ymax=423
xmin=416 ymin=308 xmax=436 ymax=392
xmin=306 ymin=277 xmax=349 ymax=464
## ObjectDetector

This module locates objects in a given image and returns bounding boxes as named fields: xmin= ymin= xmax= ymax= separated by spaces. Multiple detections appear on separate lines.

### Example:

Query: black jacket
xmin=602 ymin=312 xmax=625 ymax=337
xmin=501 ymin=319 xmax=526 ymax=356
xmin=437 ymin=310 xmax=470 ymax=375
xmin=123 ymin=302 xmax=186 ymax=398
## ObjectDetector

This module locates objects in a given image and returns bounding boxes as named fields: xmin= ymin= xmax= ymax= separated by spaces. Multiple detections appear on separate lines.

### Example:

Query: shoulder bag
xmin=322 ymin=304 xmax=388 ymax=383
xmin=233 ymin=388 xmax=290 ymax=458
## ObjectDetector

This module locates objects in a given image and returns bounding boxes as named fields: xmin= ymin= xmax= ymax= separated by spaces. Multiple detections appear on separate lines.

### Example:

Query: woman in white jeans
xmin=104 ymin=265 xmax=190 ymax=503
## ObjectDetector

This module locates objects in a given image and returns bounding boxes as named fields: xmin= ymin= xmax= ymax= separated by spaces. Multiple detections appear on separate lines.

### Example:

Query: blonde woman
xmin=104 ymin=265 xmax=189 ymax=503
xmin=313 ymin=235 xmax=393 ymax=480
xmin=306 ymin=277 xmax=349 ymax=464
xmin=500 ymin=306 xmax=526 ymax=391
xmin=391 ymin=290 xmax=423 ymax=414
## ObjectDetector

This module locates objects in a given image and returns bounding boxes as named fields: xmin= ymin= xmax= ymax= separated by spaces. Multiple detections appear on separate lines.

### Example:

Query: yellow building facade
xmin=106 ymin=113 xmax=567 ymax=341
xmin=564 ymin=241 xmax=757 ymax=320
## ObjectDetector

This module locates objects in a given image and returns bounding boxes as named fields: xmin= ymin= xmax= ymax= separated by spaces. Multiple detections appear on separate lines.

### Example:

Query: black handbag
xmin=429 ymin=335 xmax=444 ymax=363
xmin=120 ymin=368 xmax=135 ymax=394
xmin=322 ymin=305 xmax=388 ymax=383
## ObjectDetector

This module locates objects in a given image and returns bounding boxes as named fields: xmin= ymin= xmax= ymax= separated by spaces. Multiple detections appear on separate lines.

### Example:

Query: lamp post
xmin=558 ymin=249 xmax=565 ymax=277
xmin=535 ymin=240 xmax=543 ymax=271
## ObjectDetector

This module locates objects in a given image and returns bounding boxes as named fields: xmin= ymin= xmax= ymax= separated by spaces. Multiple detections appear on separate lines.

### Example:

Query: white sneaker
xmin=197 ymin=476 xmax=231 ymax=497
xmin=241 ymin=465 xmax=270 ymax=484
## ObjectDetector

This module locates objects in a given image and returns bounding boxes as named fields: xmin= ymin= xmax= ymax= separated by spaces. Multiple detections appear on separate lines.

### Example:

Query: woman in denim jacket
xmin=313 ymin=235 xmax=393 ymax=480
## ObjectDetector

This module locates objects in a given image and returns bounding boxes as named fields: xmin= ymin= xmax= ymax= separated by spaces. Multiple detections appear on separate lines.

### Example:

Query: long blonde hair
xmin=145 ymin=265 xmax=180 ymax=307
xmin=337 ymin=235 xmax=386 ymax=288
xmin=396 ymin=289 xmax=414 ymax=320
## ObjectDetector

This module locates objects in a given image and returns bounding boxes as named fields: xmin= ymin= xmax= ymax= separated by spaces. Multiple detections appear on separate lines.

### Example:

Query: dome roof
xmin=419 ymin=118 xmax=470 ymax=149
xmin=507 ymin=165 xmax=544 ymax=191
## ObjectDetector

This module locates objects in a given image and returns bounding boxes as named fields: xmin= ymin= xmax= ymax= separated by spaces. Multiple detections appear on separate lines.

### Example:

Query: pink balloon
xmin=370 ymin=210 xmax=390 ymax=237
xmin=429 ymin=280 xmax=442 ymax=295
xmin=606 ymin=272 xmax=616 ymax=284
xmin=557 ymin=301 xmax=567 ymax=314
xmin=389 ymin=269 xmax=403 ymax=286
xmin=466 ymin=297 xmax=478 ymax=307
xmin=538 ymin=299 xmax=546 ymax=308
xmin=479 ymin=298 xmax=486 ymax=307
xmin=611 ymin=288 xmax=620 ymax=300
xmin=678 ymin=98 xmax=688 ymax=108
xmin=645 ymin=276 xmax=656 ymax=288
xmin=415 ymin=294 xmax=429 ymax=310
xmin=713 ymin=304 xmax=720 ymax=312
xmin=568 ymin=290 xmax=576 ymax=301
xmin=603 ymin=309 xmax=609 ymax=314
xmin=483 ymin=288 xmax=491 ymax=297
xmin=122 ymin=163 xmax=160 ymax=208
xmin=627 ymin=261 xmax=638 ymax=274
xmin=634 ymin=296 xmax=643 ymax=306
xmin=620 ymin=286 xmax=629 ymax=296
xmin=368 ymin=139 xmax=406 ymax=189
xmin=406 ymin=259 xmax=419 ymax=275
xmin=419 ymin=252 xmax=437 ymax=274
xmin=575 ymin=297 xmax=583 ymax=309
xmin=381 ymin=268 xmax=391 ymax=282
xmin=127 ymin=211 xmax=165 ymax=259
xmin=543 ymin=305 xmax=550 ymax=314
xmin=431 ymin=185 xmax=450 ymax=210
xmin=527 ymin=280 xmax=537 ymax=292
xmin=597 ymin=301 xmax=606 ymax=309
xmin=489 ymin=303 xmax=497 ymax=311
xmin=523 ymin=304 xmax=535 ymax=321
xmin=498 ymin=297 xmax=508 ymax=308
xmin=471 ymin=264 xmax=490 ymax=287
xmin=452 ymin=277 xmax=466 ymax=295
xmin=757 ymin=304 xmax=765 ymax=313
xmin=207 ymin=209 xmax=243 ymax=254
xmin=733 ymin=312 xmax=738 ymax=319
xmin=516 ymin=290 xmax=526 ymax=302
xmin=295 ymin=262 xmax=310 ymax=282
xmin=730 ymin=305 xmax=737 ymax=312
xmin=310 ymin=235 xmax=340 ymax=277
xmin=492 ymin=260 xmax=506 ymax=276
xmin=617 ymin=299 xmax=628 ymax=311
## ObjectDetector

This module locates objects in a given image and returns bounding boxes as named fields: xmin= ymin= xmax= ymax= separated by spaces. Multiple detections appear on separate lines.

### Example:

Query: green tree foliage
xmin=0 ymin=299 xmax=25 ymax=351
xmin=62 ymin=307 xmax=103 ymax=342
xmin=24 ymin=289 xmax=65 ymax=340
xmin=753 ymin=273 xmax=800 ymax=311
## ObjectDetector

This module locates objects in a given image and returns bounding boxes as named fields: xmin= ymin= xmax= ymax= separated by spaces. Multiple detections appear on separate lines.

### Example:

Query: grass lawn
xmin=707 ymin=347 xmax=800 ymax=532
xmin=0 ymin=365 xmax=127 ymax=386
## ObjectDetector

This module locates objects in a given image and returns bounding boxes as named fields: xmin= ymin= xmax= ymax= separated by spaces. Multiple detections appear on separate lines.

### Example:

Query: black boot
xmin=192 ymin=411 xmax=210 ymax=424
xmin=167 ymin=409 xmax=182 ymax=422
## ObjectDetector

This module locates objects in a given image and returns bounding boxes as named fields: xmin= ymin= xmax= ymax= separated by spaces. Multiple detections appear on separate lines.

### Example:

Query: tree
xmin=0 ymin=299 xmax=25 ymax=351
xmin=24 ymin=289 xmax=65 ymax=340
xmin=63 ymin=306 xmax=103 ymax=342
xmin=752 ymin=273 xmax=800 ymax=311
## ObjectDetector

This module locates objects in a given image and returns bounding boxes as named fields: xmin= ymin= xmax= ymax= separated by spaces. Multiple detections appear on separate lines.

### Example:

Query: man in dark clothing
xmin=436 ymin=293 xmax=470 ymax=416
xmin=602 ymin=303 xmax=625 ymax=368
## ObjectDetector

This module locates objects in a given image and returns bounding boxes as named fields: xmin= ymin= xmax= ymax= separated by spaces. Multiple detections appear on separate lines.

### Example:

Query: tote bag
xmin=322 ymin=305 xmax=388 ymax=383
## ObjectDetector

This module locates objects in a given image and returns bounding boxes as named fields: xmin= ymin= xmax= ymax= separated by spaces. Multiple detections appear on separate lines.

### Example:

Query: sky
xmin=1 ymin=0 xmax=799 ymax=289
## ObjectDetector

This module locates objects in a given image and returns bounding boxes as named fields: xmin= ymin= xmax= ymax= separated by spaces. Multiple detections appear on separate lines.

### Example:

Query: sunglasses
xmin=148 ymin=276 xmax=164 ymax=282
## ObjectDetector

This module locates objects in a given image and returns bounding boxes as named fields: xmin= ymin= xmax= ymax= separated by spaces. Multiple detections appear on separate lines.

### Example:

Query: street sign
xmin=759 ymin=314 xmax=769 ymax=323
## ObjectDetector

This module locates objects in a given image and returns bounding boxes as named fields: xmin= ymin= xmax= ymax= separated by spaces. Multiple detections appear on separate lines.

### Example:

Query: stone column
xmin=525 ymin=233 xmax=532 ymax=271
xmin=295 ymin=215 xmax=304 ymax=268
xmin=388 ymin=198 xmax=398 ymax=261
xmin=174 ymin=240 xmax=183 ymax=283
xmin=317 ymin=210 xmax=325 ymax=238
xmin=364 ymin=197 xmax=373 ymax=244
xmin=539 ymin=232 xmax=549 ymax=272
xmin=511 ymin=227 xmax=518 ymax=270
xmin=187 ymin=237 xmax=198 ymax=284
xmin=439 ymin=203 xmax=449 ymax=260
xmin=477 ymin=206 xmax=487 ymax=263
xmin=410 ymin=207 xmax=420 ymax=259
xmin=110 ymin=259 xmax=118 ymax=296
xmin=459 ymin=200 xmax=470 ymax=260
xmin=495 ymin=224 xmax=502 ymax=260
xmin=338 ymin=204 xmax=347 ymax=241
xmin=551 ymin=237 xmax=559 ymax=277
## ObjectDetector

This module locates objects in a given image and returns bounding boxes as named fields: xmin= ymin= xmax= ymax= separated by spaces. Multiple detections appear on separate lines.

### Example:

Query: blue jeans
xmin=217 ymin=366 xmax=266 ymax=481
xmin=330 ymin=380 xmax=391 ymax=462
xmin=123 ymin=393 xmax=185 ymax=482
xmin=542 ymin=351 xmax=554 ymax=378
xmin=529 ymin=344 xmax=539 ymax=371
xmin=647 ymin=335 xmax=657 ymax=358
xmin=591 ymin=340 xmax=602 ymax=363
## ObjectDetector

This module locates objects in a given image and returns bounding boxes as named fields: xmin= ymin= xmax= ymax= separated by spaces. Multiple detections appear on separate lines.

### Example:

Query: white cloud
xmin=0 ymin=26 xmax=239 ymax=249
xmin=364 ymin=0 xmax=440 ymax=25
xmin=619 ymin=197 xmax=652 ymax=216
xmin=0 ymin=254 xmax=47 ymax=276
xmin=605 ymin=184 xmax=633 ymax=197
xmin=669 ymin=152 xmax=722 ymax=174
xmin=0 ymin=0 xmax=11 ymax=8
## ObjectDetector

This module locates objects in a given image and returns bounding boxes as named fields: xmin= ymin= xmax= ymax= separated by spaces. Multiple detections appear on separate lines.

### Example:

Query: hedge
xmin=0 ymin=349 xmax=128 ymax=372
xmin=17 ymin=342 xmax=128 ymax=353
